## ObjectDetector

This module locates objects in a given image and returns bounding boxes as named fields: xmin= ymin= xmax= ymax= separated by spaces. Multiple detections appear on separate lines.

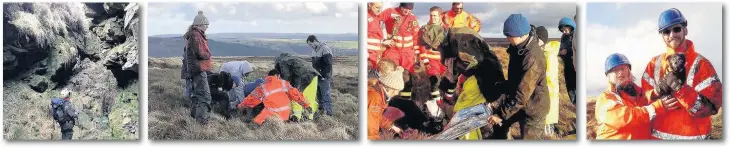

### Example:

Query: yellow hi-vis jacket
xmin=544 ymin=41 xmax=561 ymax=125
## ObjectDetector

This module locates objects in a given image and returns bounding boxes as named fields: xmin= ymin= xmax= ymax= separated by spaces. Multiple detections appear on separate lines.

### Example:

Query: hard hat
xmin=605 ymin=53 xmax=631 ymax=75
xmin=658 ymin=8 xmax=687 ymax=32
xmin=558 ymin=17 xmax=576 ymax=31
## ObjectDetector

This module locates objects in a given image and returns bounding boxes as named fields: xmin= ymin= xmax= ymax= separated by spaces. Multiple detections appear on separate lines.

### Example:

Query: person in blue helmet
xmin=594 ymin=53 xmax=679 ymax=139
xmin=641 ymin=8 xmax=722 ymax=140
xmin=558 ymin=17 xmax=577 ymax=105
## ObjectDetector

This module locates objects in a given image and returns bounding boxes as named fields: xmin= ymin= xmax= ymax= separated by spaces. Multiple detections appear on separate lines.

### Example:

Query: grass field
xmin=147 ymin=56 xmax=359 ymax=140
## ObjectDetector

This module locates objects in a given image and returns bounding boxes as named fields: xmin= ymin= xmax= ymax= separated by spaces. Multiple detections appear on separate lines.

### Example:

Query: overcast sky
xmin=585 ymin=3 xmax=723 ymax=96
xmin=147 ymin=2 xmax=358 ymax=36
xmin=382 ymin=2 xmax=576 ymax=38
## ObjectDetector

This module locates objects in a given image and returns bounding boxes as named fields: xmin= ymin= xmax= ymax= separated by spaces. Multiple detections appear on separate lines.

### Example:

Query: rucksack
xmin=51 ymin=98 xmax=78 ymax=123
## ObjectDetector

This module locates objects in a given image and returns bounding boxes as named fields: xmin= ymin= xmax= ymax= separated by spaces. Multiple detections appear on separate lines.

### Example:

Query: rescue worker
xmin=182 ymin=10 xmax=213 ymax=124
xmin=308 ymin=35 xmax=334 ymax=117
xmin=443 ymin=2 xmax=482 ymax=32
xmin=275 ymin=53 xmax=320 ymax=120
xmin=237 ymin=69 xmax=312 ymax=125
xmin=368 ymin=2 xmax=385 ymax=68
xmin=536 ymin=25 xmax=560 ymax=137
xmin=418 ymin=6 xmax=448 ymax=104
xmin=50 ymin=89 xmax=78 ymax=140
xmin=595 ymin=53 xmax=680 ymax=140
xmin=381 ymin=2 xmax=419 ymax=73
xmin=558 ymin=17 xmax=577 ymax=105
xmin=367 ymin=59 xmax=406 ymax=140
xmin=219 ymin=61 xmax=254 ymax=117
xmin=493 ymin=14 xmax=549 ymax=139
xmin=641 ymin=8 xmax=722 ymax=140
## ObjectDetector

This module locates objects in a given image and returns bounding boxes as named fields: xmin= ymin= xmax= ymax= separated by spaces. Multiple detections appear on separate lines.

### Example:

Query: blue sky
xmin=382 ymin=2 xmax=576 ymax=38
xmin=147 ymin=2 xmax=358 ymax=36
xmin=585 ymin=3 xmax=723 ymax=96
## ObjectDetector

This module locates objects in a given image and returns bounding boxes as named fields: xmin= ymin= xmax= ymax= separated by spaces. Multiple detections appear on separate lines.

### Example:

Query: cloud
xmin=304 ymin=2 xmax=328 ymax=14
xmin=585 ymin=3 xmax=723 ymax=96
xmin=147 ymin=2 xmax=357 ymax=35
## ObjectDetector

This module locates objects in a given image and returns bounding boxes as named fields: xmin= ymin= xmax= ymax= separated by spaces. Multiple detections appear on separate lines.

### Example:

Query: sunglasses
xmin=661 ymin=26 xmax=683 ymax=35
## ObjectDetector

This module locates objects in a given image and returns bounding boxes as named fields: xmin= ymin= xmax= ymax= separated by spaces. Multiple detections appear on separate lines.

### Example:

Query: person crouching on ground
xmin=237 ymin=69 xmax=312 ymax=125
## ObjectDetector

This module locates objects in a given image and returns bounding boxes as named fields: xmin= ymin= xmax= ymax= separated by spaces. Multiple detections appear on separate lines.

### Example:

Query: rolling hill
xmin=148 ymin=33 xmax=358 ymax=57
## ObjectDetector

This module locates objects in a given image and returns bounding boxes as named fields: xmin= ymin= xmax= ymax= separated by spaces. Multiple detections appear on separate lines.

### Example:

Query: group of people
xmin=595 ymin=8 xmax=722 ymax=140
xmin=180 ymin=11 xmax=334 ymax=125
xmin=367 ymin=2 xmax=577 ymax=140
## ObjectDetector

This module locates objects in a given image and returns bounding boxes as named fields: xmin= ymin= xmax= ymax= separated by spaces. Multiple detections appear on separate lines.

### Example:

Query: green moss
xmin=108 ymin=81 xmax=139 ymax=140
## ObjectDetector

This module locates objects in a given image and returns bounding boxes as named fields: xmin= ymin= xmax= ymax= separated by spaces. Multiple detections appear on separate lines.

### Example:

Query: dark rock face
xmin=29 ymin=76 xmax=49 ymax=92
xmin=3 ymin=2 xmax=140 ymax=140
xmin=4 ymin=2 xmax=139 ymax=89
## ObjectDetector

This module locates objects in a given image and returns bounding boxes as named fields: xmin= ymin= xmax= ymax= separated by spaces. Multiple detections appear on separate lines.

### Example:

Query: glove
xmin=656 ymin=71 xmax=683 ymax=97
xmin=655 ymin=79 xmax=673 ymax=97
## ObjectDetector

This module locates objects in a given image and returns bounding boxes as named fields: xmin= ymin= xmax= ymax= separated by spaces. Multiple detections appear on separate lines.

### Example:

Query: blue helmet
xmin=658 ymin=8 xmax=687 ymax=32
xmin=558 ymin=17 xmax=576 ymax=31
xmin=605 ymin=53 xmax=631 ymax=75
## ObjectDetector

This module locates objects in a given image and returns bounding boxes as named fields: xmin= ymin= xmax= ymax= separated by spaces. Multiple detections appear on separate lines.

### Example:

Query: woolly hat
xmin=193 ymin=10 xmax=209 ymax=25
xmin=378 ymin=67 xmax=405 ymax=90
xmin=503 ymin=14 xmax=530 ymax=37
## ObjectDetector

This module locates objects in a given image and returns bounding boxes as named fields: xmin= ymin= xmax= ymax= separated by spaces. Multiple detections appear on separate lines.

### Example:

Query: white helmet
xmin=60 ymin=89 xmax=71 ymax=98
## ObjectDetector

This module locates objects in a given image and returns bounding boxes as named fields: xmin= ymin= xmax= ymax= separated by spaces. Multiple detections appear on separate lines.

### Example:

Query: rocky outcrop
xmin=3 ymin=2 xmax=139 ymax=140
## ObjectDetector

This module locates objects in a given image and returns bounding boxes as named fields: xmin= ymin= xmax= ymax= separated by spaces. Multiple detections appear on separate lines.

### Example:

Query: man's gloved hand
xmin=655 ymin=78 xmax=674 ymax=97
xmin=663 ymin=72 xmax=684 ymax=92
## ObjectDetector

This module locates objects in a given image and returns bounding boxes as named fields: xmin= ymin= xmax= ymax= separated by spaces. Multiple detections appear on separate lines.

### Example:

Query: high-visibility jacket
xmin=443 ymin=10 xmax=482 ymax=32
xmin=381 ymin=7 xmax=419 ymax=72
xmin=291 ymin=76 xmax=318 ymax=120
xmin=595 ymin=83 xmax=666 ymax=140
xmin=368 ymin=10 xmax=385 ymax=67
xmin=367 ymin=85 xmax=393 ymax=140
xmin=454 ymin=75 xmax=486 ymax=140
xmin=239 ymin=76 xmax=310 ymax=125
xmin=543 ymin=41 xmax=561 ymax=125
xmin=641 ymin=40 xmax=722 ymax=140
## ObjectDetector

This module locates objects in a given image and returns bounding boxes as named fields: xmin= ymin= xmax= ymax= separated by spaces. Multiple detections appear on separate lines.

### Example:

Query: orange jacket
xmin=595 ymin=83 xmax=666 ymax=140
xmin=641 ymin=40 xmax=722 ymax=140
xmin=382 ymin=7 xmax=420 ymax=52
xmin=417 ymin=23 xmax=447 ymax=77
xmin=443 ymin=10 xmax=482 ymax=32
xmin=367 ymin=85 xmax=393 ymax=140
xmin=239 ymin=76 xmax=310 ymax=125
xmin=418 ymin=49 xmax=446 ymax=77
xmin=368 ymin=10 xmax=385 ymax=67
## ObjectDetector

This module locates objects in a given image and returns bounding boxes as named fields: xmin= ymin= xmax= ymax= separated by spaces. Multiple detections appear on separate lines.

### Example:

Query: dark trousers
xmin=316 ymin=78 xmax=333 ymax=116
xmin=188 ymin=71 xmax=211 ymax=124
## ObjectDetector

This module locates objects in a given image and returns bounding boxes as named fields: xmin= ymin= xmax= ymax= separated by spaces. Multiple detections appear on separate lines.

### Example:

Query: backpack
xmin=51 ymin=98 xmax=78 ymax=123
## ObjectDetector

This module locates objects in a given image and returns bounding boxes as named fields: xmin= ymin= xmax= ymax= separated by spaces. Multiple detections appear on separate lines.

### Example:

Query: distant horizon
xmin=148 ymin=32 xmax=359 ymax=37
